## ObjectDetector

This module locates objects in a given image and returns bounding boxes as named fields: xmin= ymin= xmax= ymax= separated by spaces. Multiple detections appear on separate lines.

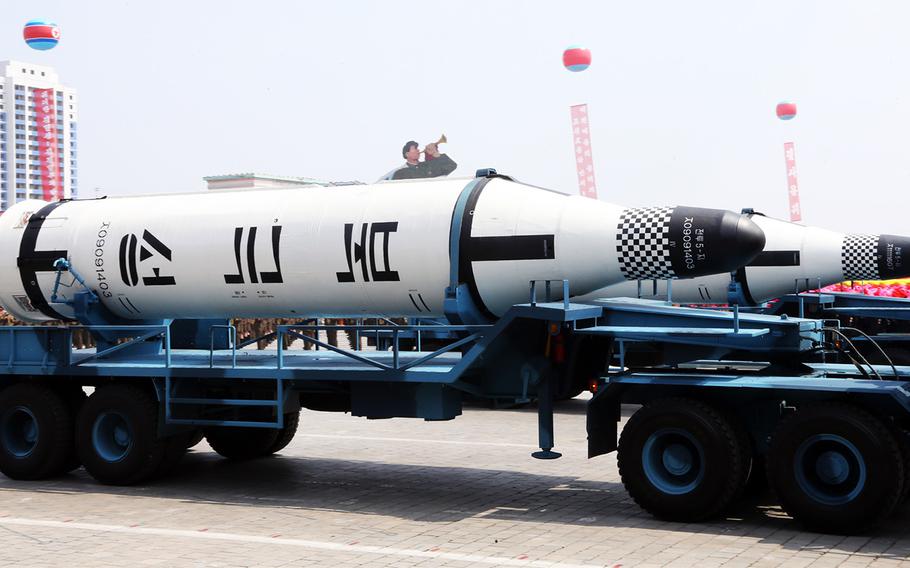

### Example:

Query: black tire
xmin=76 ymin=384 xmax=167 ymax=485
xmin=557 ymin=386 xmax=586 ymax=401
xmin=766 ymin=403 xmax=904 ymax=533
xmin=204 ymin=426 xmax=280 ymax=460
xmin=732 ymin=421 xmax=766 ymax=498
xmin=743 ymin=454 xmax=769 ymax=497
xmin=266 ymin=411 xmax=300 ymax=454
xmin=894 ymin=428 xmax=910 ymax=505
xmin=0 ymin=383 xmax=74 ymax=480
xmin=63 ymin=386 xmax=88 ymax=413
xmin=153 ymin=434 xmax=190 ymax=478
xmin=617 ymin=397 xmax=750 ymax=522
xmin=184 ymin=429 xmax=205 ymax=449
xmin=60 ymin=386 xmax=88 ymax=474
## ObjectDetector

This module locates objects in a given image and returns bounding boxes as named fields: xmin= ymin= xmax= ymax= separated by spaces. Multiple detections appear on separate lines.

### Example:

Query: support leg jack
xmin=532 ymin=372 xmax=561 ymax=460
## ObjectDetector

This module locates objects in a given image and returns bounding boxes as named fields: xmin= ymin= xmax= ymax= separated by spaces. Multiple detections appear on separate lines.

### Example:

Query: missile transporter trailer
xmin=2 ymin=281 xmax=910 ymax=535
xmin=1 ymin=173 xmax=909 ymax=535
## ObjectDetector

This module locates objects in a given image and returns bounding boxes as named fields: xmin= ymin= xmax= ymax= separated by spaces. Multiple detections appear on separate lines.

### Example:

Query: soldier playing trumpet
xmin=387 ymin=135 xmax=457 ymax=180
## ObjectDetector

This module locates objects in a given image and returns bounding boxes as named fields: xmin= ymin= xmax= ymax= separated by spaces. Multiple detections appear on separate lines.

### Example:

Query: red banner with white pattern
xmin=34 ymin=88 xmax=61 ymax=201
xmin=784 ymin=142 xmax=801 ymax=222
xmin=570 ymin=104 xmax=597 ymax=199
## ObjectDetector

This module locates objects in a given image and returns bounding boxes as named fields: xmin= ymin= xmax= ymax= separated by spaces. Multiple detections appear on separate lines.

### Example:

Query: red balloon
xmin=776 ymin=102 xmax=797 ymax=120
xmin=563 ymin=46 xmax=591 ymax=72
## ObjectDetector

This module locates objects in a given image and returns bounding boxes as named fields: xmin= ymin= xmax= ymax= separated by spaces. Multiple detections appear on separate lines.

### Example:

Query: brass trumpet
xmin=420 ymin=134 xmax=447 ymax=153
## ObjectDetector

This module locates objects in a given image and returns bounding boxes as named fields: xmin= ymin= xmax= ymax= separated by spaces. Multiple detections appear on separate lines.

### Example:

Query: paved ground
xmin=2 ymin=397 xmax=910 ymax=567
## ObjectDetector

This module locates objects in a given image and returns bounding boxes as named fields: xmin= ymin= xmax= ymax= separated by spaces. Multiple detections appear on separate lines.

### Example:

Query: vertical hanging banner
xmin=783 ymin=142 xmax=801 ymax=222
xmin=570 ymin=104 xmax=598 ymax=199
xmin=34 ymin=88 xmax=61 ymax=202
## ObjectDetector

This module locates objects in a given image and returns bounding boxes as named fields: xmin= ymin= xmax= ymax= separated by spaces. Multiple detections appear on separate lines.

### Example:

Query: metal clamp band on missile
xmin=577 ymin=211 xmax=910 ymax=305
xmin=0 ymin=175 xmax=766 ymax=323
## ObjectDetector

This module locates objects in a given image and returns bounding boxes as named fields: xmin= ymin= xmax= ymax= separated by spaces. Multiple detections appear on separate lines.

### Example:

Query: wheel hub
xmin=92 ymin=412 xmax=133 ymax=463
xmin=815 ymin=450 xmax=850 ymax=485
xmin=114 ymin=425 xmax=130 ymax=447
xmin=642 ymin=428 xmax=705 ymax=495
xmin=1 ymin=406 xmax=39 ymax=458
xmin=795 ymin=434 xmax=866 ymax=505
xmin=662 ymin=443 xmax=694 ymax=476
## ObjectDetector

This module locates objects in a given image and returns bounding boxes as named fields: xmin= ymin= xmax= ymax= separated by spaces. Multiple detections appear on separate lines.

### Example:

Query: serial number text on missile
xmin=681 ymin=216 xmax=707 ymax=271
xmin=886 ymin=242 xmax=903 ymax=271
xmin=94 ymin=221 xmax=113 ymax=298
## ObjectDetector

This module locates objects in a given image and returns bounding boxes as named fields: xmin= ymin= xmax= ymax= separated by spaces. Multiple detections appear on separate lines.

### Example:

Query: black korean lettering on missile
xmin=224 ymin=226 xmax=284 ymax=284
xmin=16 ymin=201 xmax=70 ymax=320
xmin=336 ymin=222 xmax=400 ymax=283
xmin=119 ymin=230 xmax=176 ymax=286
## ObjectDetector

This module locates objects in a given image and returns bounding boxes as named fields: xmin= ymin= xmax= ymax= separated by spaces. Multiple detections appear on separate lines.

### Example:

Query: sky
xmin=3 ymin=0 xmax=908 ymax=234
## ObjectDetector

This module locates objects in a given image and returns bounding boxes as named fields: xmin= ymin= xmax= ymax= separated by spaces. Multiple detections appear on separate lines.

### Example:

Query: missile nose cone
xmin=616 ymin=206 xmax=765 ymax=281
xmin=842 ymin=233 xmax=910 ymax=280
xmin=729 ymin=212 xmax=768 ymax=268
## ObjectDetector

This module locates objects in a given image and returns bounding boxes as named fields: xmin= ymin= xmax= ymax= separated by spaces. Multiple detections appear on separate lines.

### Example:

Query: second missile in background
xmin=578 ymin=212 xmax=909 ymax=305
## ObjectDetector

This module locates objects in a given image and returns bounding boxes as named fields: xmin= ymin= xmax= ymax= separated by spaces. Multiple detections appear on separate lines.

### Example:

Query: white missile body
xmin=578 ymin=213 xmax=910 ymax=305
xmin=0 ymin=176 xmax=765 ymax=323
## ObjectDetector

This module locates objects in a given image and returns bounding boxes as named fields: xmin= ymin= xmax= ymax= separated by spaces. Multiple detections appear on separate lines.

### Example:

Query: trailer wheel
xmin=152 ymin=433 xmax=191 ymax=478
xmin=204 ymin=426 xmax=280 ymax=460
xmin=895 ymin=428 xmax=910 ymax=505
xmin=204 ymin=412 xmax=300 ymax=459
xmin=267 ymin=411 xmax=300 ymax=454
xmin=76 ymin=384 xmax=167 ymax=485
xmin=184 ymin=429 xmax=205 ymax=449
xmin=766 ymin=403 xmax=904 ymax=533
xmin=60 ymin=386 xmax=88 ymax=474
xmin=743 ymin=454 xmax=769 ymax=496
xmin=617 ymin=398 xmax=750 ymax=522
xmin=557 ymin=386 xmax=586 ymax=401
xmin=0 ymin=383 xmax=74 ymax=480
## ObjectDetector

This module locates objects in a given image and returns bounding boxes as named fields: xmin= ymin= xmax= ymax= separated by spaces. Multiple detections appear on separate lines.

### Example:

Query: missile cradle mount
xmin=0 ymin=170 xmax=908 ymax=536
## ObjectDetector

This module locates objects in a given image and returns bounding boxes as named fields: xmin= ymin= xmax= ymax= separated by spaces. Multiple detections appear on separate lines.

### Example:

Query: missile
xmin=577 ymin=212 xmax=910 ymax=305
xmin=0 ymin=176 xmax=765 ymax=323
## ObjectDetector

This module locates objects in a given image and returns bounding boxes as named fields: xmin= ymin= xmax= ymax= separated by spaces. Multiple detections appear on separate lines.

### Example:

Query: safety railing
xmin=635 ymin=278 xmax=674 ymax=304
xmin=209 ymin=324 xmax=237 ymax=368
xmin=794 ymin=277 xmax=825 ymax=318
xmin=275 ymin=323 xmax=490 ymax=372
xmin=529 ymin=279 xmax=570 ymax=308
xmin=71 ymin=325 xmax=172 ymax=367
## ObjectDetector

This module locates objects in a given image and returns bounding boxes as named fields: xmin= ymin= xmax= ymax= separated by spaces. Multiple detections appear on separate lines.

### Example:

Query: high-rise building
xmin=0 ymin=60 xmax=78 ymax=212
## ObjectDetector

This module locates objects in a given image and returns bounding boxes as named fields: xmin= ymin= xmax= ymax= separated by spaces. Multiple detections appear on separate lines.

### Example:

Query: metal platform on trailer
xmin=69 ymin=348 xmax=464 ymax=381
